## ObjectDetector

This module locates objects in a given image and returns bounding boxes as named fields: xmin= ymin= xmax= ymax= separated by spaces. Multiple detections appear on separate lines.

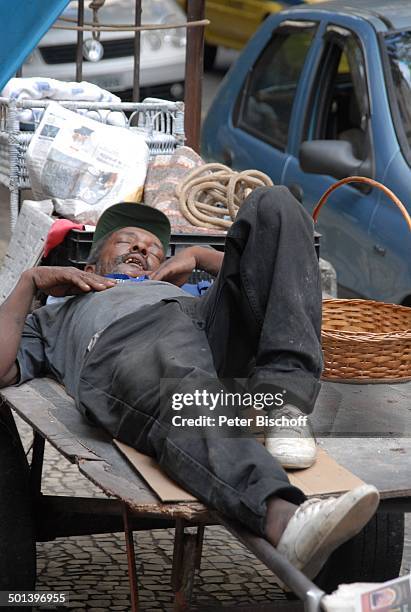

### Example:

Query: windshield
xmin=383 ymin=31 xmax=411 ymax=151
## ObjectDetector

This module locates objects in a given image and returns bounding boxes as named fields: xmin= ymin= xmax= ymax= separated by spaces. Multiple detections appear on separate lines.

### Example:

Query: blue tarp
xmin=0 ymin=0 xmax=71 ymax=91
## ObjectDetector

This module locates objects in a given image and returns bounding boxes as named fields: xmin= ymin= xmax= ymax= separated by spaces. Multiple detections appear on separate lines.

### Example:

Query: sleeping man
xmin=0 ymin=186 xmax=379 ymax=582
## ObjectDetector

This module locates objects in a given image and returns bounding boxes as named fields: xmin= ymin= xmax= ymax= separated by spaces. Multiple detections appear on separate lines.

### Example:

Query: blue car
xmin=202 ymin=0 xmax=411 ymax=304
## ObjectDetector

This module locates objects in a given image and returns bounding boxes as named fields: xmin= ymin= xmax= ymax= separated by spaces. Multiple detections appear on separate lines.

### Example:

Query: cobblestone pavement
xmin=10 ymin=415 xmax=411 ymax=612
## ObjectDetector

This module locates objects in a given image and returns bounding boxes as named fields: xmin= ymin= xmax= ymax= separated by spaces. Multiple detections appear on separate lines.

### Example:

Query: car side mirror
xmin=299 ymin=140 xmax=372 ymax=180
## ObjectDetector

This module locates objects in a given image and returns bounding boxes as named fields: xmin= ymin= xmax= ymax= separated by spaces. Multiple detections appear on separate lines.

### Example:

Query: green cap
xmin=93 ymin=202 xmax=171 ymax=254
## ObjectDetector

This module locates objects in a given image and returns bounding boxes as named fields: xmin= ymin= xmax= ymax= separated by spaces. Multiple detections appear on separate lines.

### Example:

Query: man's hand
xmin=26 ymin=266 xmax=116 ymax=297
xmin=149 ymin=246 xmax=224 ymax=286
xmin=149 ymin=248 xmax=197 ymax=286
xmin=0 ymin=266 xmax=116 ymax=387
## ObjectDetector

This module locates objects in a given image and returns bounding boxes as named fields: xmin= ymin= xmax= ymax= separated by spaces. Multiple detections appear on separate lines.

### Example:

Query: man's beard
xmin=95 ymin=254 xmax=125 ymax=276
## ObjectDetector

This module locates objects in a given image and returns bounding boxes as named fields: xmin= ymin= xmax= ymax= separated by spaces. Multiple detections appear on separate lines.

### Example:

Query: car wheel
xmin=314 ymin=512 xmax=404 ymax=593
xmin=0 ymin=403 xmax=36 ymax=610
xmin=285 ymin=512 xmax=404 ymax=599
xmin=204 ymin=43 xmax=218 ymax=71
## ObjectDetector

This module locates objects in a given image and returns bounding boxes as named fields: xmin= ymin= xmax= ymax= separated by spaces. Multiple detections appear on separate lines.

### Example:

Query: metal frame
xmin=218 ymin=516 xmax=326 ymax=612
xmin=73 ymin=0 xmax=206 ymax=150
xmin=0 ymin=0 xmax=206 ymax=230
xmin=0 ymin=96 xmax=185 ymax=230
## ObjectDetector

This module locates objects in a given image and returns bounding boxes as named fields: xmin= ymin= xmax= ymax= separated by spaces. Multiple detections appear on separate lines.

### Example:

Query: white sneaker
xmin=264 ymin=404 xmax=317 ymax=469
xmin=277 ymin=485 xmax=380 ymax=583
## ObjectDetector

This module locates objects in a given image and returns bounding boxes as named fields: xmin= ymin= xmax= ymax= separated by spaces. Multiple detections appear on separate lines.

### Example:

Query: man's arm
xmin=149 ymin=246 xmax=224 ymax=286
xmin=0 ymin=267 xmax=115 ymax=388
xmin=193 ymin=247 xmax=224 ymax=277
xmin=0 ymin=272 xmax=37 ymax=386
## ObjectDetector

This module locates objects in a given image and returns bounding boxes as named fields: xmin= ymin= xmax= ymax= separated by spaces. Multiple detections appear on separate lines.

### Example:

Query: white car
xmin=21 ymin=0 xmax=186 ymax=100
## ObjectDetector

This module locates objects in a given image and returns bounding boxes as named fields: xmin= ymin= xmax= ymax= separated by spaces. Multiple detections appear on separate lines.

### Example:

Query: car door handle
xmin=373 ymin=244 xmax=386 ymax=256
xmin=288 ymin=183 xmax=304 ymax=203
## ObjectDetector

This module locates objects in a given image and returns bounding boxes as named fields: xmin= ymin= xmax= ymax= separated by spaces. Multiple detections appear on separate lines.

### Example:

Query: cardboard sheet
xmin=114 ymin=440 xmax=197 ymax=502
xmin=114 ymin=440 xmax=364 ymax=503
xmin=287 ymin=446 xmax=364 ymax=495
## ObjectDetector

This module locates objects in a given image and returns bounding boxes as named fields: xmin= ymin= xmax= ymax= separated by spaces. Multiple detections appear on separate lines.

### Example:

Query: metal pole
xmin=132 ymin=0 xmax=142 ymax=102
xmin=217 ymin=515 xmax=325 ymax=610
xmin=30 ymin=432 xmax=45 ymax=496
xmin=184 ymin=0 xmax=205 ymax=152
xmin=76 ymin=0 xmax=85 ymax=81
xmin=122 ymin=504 xmax=139 ymax=612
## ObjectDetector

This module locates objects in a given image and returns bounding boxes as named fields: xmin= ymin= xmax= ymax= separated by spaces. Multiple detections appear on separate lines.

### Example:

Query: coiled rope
xmin=176 ymin=164 xmax=273 ymax=229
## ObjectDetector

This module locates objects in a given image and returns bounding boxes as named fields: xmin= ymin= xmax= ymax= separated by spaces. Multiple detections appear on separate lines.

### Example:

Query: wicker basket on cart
xmin=313 ymin=176 xmax=411 ymax=383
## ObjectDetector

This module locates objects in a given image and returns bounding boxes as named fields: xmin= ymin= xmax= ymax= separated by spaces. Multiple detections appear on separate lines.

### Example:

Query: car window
xmin=382 ymin=30 xmax=411 ymax=166
xmin=236 ymin=21 xmax=317 ymax=151
xmin=304 ymin=27 xmax=371 ymax=163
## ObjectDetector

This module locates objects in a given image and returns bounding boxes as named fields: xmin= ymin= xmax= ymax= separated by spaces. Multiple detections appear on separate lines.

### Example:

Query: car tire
xmin=0 ymin=403 xmax=36 ymax=610
xmin=314 ymin=512 xmax=405 ymax=593
xmin=204 ymin=43 xmax=218 ymax=71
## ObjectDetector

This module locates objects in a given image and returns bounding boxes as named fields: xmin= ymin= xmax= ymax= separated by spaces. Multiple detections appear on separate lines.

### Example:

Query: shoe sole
xmin=265 ymin=447 xmax=317 ymax=469
xmin=278 ymin=455 xmax=316 ymax=469
xmin=278 ymin=485 xmax=379 ymax=588
xmin=265 ymin=443 xmax=317 ymax=470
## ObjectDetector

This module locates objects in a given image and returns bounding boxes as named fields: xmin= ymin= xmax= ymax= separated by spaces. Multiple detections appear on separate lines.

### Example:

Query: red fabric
xmin=44 ymin=219 xmax=84 ymax=258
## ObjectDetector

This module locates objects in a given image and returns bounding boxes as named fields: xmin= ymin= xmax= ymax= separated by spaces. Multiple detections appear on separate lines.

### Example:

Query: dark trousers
xmin=77 ymin=186 xmax=322 ymax=537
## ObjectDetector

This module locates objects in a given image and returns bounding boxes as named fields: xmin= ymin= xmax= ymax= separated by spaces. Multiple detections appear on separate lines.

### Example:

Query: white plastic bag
xmin=27 ymin=102 xmax=149 ymax=224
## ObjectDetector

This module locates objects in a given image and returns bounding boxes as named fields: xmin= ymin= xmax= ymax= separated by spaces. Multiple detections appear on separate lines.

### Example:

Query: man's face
xmin=88 ymin=227 xmax=165 ymax=277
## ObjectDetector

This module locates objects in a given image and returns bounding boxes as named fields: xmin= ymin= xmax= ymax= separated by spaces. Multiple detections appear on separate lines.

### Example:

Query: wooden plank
xmin=1 ymin=385 xmax=99 ymax=462
xmin=312 ymin=381 xmax=411 ymax=498
xmin=312 ymin=381 xmax=411 ymax=437
xmin=1 ymin=378 xmax=409 ymax=513
xmin=0 ymin=379 xmax=210 ymax=518
xmin=318 ymin=437 xmax=411 ymax=499
xmin=79 ymin=460 xmax=209 ymax=521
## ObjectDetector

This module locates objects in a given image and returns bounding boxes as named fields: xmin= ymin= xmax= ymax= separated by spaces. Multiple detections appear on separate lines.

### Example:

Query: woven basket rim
xmin=321 ymin=374 xmax=411 ymax=383
xmin=323 ymin=297 xmax=410 ymax=308
xmin=322 ymin=329 xmax=411 ymax=340
xmin=322 ymin=298 xmax=411 ymax=338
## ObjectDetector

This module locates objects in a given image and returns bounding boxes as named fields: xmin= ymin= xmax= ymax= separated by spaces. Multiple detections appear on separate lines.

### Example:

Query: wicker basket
xmin=313 ymin=176 xmax=411 ymax=383
xmin=322 ymin=299 xmax=411 ymax=381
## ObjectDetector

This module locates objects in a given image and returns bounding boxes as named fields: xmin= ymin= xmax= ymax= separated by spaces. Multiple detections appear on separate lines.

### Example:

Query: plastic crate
xmin=44 ymin=228 xmax=94 ymax=268
xmin=43 ymin=228 xmax=217 ymax=284
xmin=43 ymin=228 xmax=320 ymax=270
xmin=43 ymin=227 xmax=227 ymax=268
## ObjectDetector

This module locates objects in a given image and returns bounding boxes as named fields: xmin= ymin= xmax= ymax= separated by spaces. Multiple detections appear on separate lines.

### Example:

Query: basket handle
xmin=312 ymin=176 xmax=411 ymax=232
